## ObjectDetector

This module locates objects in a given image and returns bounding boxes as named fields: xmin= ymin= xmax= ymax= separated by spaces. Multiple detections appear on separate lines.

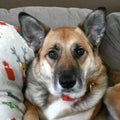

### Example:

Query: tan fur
xmin=105 ymin=84 xmax=120 ymax=118
xmin=38 ymin=27 xmax=95 ymax=70
xmin=104 ymin=71 xmax=120 ymax=120
xmin=24 ymin=100 xmax=39 ymax=120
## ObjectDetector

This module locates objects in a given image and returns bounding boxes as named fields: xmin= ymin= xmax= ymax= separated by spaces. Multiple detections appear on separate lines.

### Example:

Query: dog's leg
xmin=23 ymin=100 xmax=39 ymax=120
xmin=104 ymin=70 xmax=120 ymax=120
xmin=104 ymin=83 xmax=120 ymax=120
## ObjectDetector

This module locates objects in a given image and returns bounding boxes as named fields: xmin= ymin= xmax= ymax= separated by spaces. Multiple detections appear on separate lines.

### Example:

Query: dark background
xmin=0 ymin=0 xmax=120 ymax=13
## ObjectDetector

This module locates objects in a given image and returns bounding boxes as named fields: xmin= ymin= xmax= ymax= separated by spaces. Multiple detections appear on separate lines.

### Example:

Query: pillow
xmin=0 ymin=21 xmax=34 ymax=119
xmin=0 ymin=21 xmax=34 ymax=82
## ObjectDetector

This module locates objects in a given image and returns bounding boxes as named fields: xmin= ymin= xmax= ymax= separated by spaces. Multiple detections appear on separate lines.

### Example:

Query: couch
xmin=0 ymin=6 xmax=120 ymax=71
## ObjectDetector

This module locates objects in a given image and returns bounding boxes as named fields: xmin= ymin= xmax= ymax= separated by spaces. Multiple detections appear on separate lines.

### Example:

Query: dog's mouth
xmin=61 ymin=94 xmax=77 ymax=101
xmin=52 ymin=68 xmax=98 ymax=102
xmin=59 ymin=80 xmax=98 ymax=102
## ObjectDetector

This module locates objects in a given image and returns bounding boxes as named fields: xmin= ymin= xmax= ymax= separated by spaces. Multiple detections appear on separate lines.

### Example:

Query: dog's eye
xmin=48 ymin=50 xmax=58 ymax=60
xmin=74 ymin=47 xmax=85 ymax=58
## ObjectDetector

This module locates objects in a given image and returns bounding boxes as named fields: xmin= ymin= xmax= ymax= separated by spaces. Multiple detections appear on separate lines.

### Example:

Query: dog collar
xmin=89 ymin=80 xmax=98 ymax=89
xmin=61 ymin=95 xmax=76 ymax=101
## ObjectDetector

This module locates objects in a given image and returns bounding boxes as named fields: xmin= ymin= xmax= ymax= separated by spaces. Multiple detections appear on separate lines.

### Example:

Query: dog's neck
xmin=46 ymin=94 xmax=76 ymax=106
xmin=42 ymin=93 xmax=75 ymax=119
xmin=43 ymin=94 xmax=96 ymax=120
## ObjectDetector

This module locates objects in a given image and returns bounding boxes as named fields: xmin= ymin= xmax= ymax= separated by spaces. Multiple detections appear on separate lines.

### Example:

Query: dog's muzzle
xmin=55 ymin=67 xmax=80 ymax=92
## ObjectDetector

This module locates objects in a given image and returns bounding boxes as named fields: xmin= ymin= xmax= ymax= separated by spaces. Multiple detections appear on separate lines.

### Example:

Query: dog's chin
xmin=48 ymin=82 xmax=86 ymax=101
xmin=62 ymin=89 xmax=86 ymax=99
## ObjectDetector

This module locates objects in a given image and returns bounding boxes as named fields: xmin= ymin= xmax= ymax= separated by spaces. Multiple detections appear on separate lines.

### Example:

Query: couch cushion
xmin=0 ymin=7 xmax=91 ymax=28
xmin=100 ymin=13 xmax=120 ymax=70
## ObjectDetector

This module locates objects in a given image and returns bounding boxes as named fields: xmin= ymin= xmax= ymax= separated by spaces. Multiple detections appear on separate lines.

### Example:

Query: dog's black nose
xmin=59 ymin=78 xmax=76 ymax=89
xmin=59 ymin=70 xmax=76 ymax=89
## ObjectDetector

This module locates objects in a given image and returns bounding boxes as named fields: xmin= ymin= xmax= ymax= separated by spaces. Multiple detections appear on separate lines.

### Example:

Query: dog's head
xmin=19 ymin=8 xmax=106 ymax=100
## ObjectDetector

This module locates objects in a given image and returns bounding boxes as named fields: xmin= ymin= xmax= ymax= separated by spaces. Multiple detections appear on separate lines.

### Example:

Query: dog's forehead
xmin=43 ymin=27 xmax=92 ymax=49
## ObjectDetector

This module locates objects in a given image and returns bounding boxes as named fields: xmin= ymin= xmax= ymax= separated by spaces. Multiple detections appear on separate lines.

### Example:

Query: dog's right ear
xmin=19 ymin=12 xmax=50 ymax=53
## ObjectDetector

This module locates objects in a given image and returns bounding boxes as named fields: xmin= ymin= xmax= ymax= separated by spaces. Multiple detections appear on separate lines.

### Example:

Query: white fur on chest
xmin=44 ymin=98 xmax=95 ymax=120
xmin=44 ymin=98 xmax=73 ymax=120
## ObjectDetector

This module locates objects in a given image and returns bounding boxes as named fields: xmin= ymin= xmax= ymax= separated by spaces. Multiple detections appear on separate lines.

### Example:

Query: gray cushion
xmin=100 ymin=13 xmax=120 ymax=70
xmin=0 ymin=7 xmax=91 ymax=28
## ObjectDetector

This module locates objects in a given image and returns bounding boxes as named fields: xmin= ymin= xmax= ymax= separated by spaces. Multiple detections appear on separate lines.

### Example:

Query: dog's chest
xmin=44 ymin=98 xmax=95 ymax=120
xmin=44 ymin=98 xmax=72 ymax=119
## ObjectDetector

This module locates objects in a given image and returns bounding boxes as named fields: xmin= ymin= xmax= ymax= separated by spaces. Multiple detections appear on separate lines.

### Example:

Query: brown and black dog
xmin=19 ymin=7 xmax=108 ymax=120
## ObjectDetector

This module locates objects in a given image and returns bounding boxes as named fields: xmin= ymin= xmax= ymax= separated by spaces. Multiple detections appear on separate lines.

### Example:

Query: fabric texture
xmin=0 ymin=21 xmax=34 ymax=120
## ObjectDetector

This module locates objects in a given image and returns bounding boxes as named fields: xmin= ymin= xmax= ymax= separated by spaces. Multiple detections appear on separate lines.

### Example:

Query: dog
xmin=19 ymin=7 xmax=108 ymax=120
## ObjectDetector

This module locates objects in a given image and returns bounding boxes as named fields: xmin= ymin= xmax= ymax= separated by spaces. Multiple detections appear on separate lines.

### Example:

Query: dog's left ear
xmin=19 ymin=12 xmax=50 ymax=53
xmin=83 ymin=7 xmax=106 ymax=48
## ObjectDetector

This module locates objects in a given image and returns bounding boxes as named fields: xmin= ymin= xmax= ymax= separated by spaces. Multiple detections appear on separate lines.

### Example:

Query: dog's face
xmin=34 ymin=27 xmax=98 ymax=98
xmin=19 ymin=8 xmax=107 ymax=101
